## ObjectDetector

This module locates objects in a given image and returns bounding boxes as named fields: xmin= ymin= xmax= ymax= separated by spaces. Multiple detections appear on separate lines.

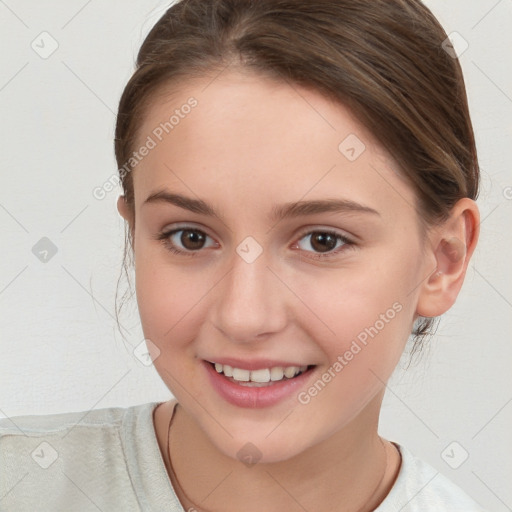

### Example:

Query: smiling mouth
xmin=206 ymin=361 xmax=315 ymax=387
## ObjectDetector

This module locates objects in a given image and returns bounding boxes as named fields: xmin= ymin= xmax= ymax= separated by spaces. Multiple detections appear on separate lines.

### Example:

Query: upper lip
xmin=204 ymin=357 xmax=312 ymax=371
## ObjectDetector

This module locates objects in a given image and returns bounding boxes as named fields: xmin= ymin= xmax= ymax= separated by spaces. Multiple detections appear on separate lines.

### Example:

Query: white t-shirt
xmin=0 ymin=401 xmax=487 ymax=511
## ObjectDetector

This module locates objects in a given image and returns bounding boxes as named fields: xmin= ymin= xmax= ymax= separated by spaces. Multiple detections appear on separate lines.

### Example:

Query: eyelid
xmin=161 ymin=221 xmax=214 ymax=234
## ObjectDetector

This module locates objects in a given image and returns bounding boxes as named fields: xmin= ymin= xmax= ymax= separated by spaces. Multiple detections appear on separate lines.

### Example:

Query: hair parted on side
xmin=114 ymin=0 xmax=479 ymax=359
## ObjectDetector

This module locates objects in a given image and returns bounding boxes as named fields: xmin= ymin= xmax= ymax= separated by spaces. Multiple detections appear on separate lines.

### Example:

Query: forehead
xmin=131 ymin=69 xmax=418 ymax=224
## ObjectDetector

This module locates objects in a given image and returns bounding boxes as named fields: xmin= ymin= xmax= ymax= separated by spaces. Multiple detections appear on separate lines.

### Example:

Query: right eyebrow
xmin=143 ymin=190 xmax=222 ymax=219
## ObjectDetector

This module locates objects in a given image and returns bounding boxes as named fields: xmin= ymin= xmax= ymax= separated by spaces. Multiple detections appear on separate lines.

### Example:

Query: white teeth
xmin=284 ymin=366 xmax=299 ymax=378
xmin=232 ymin=368 xmax=250 ymax=381
xmin=250 ymin=368 xmax=271 ymax=383
xmin=270 ymin=367 xmax=284 ymax=381
xmin=211 ymin=362 xmax=309 ymax=383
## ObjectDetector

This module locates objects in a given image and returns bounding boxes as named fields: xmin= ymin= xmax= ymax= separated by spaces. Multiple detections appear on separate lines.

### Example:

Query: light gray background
xmin=0 ymin=1 xmax=511 ymax=510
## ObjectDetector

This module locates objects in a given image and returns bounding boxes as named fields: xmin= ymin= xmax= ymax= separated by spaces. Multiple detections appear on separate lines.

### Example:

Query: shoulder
xmin=0 ymin=402 xmax=163 ymax=511
xmin=0 ymin=404 xmax=127 ymax=435
xmin=0 ymin=401 xmax=162 ymax=459
xmin=0 ymin=401 xmax=158 ymax=447
xmin=377 ymin=442 xmax=488 ymax=512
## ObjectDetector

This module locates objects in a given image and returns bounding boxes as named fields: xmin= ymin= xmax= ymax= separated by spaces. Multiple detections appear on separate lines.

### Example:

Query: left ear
xmin=416 ymin=197 xmax=480 ymax=318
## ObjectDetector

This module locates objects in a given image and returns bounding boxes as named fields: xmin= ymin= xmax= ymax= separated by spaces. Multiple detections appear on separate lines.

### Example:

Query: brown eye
xmin=295 ymin=229 xmax=353 ymax=260
xmin=179 ymin=229 xmax=207 ymax=250
xmin=156 ymin=226 xmax=216 ymax=256
xmin=309 ymin=232 xmax=338 ymax=253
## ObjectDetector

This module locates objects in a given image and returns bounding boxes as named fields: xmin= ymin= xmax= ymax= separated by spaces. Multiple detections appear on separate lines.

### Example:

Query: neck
xmin=156 ymin=393 xmax=401 ymax=512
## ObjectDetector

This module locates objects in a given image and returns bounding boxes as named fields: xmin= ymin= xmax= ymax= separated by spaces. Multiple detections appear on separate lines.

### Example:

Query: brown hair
xmin=114 ymin=0 xmax=479 ymax=358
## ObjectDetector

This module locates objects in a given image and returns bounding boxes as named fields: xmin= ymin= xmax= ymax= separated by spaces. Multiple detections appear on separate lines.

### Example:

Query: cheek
xmin=134 ymin=245 xmax=217 ymax=356
xmin=293 ymin=272 xmax=411 ymax=427
xmin=290 ymin=251 xmax=418 ymax=400
xmin=134 ymin=258 xmax=207 ymax=390
xmin=294 ymin=260 xmax=413 ymax=345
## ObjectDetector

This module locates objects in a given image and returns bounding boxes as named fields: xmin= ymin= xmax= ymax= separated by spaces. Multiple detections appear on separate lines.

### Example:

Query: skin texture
xmin=118 ymin=69 xmax=479 ymax=511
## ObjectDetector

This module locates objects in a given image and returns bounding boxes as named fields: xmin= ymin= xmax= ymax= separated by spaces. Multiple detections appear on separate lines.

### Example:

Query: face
xmin=120 ymin=69 xmax=433 ymax=463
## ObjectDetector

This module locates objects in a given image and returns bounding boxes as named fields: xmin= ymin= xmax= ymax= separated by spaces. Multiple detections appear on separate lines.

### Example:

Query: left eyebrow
xmin=269 ymin=198 xmax=380 ymax=222
xmin=142 ymin=190 xmax=380 ymax=223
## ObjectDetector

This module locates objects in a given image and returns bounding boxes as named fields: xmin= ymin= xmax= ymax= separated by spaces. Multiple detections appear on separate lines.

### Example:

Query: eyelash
xmin=154 ymin=226 xmax=355 ymax=260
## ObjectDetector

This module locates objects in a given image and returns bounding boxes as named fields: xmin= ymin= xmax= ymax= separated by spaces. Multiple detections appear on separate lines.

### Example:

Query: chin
xmin=208 ymin=427 xmax=313 ymax=466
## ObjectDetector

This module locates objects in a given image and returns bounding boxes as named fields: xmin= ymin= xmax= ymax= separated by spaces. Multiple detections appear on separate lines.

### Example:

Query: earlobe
xmin=416 ymin=198 xmax=480 ymax=318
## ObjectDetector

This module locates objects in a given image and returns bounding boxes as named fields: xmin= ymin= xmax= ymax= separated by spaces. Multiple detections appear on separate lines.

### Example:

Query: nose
xmin=211 ymin=247 xmax=288 ymax=344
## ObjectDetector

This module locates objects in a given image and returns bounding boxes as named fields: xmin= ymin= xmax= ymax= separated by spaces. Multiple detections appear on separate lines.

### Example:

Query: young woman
xmin=0 ymin=1 xmax=487 ymax=510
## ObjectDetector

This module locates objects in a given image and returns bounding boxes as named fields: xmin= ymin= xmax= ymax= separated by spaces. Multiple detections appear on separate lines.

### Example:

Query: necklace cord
xmin=165 ymin=403 xmax=394 ymax=512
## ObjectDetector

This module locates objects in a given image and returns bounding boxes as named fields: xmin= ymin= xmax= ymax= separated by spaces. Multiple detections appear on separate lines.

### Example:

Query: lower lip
xmin=203 ymin=360 xmax=315 ymax=409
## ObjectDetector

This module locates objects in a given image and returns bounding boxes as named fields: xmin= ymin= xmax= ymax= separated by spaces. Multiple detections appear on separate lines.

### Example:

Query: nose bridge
xmin=212 ymin=245 xmax=286 ymax=342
